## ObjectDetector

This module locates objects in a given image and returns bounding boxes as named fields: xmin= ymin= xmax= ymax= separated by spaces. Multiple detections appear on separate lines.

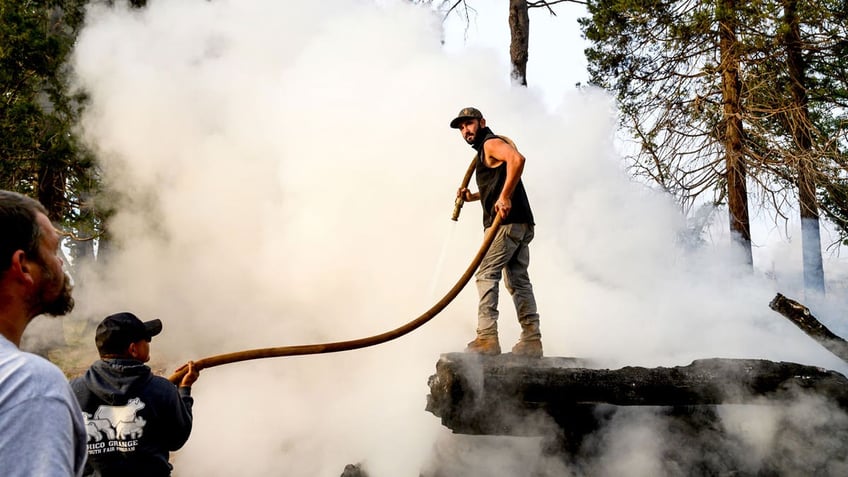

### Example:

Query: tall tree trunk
xmin=36 ymin=157 xmax=65 ymax=222
xmin=508 ymin=0 xmax=529 ymax=86
xmin=718 ymin=0 xmax=752 ymax=267
xmin=783 ymin=0 xmax=825 ymax=296
xmin=69 ymin=189 xmax=96 ymax=275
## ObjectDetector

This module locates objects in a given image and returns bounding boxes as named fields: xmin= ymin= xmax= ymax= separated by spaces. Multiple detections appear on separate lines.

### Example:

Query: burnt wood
xmin=426 ymin=353 xmax=848 ymax=436
xmin=769 ymin=292 xmax=848 ymax=364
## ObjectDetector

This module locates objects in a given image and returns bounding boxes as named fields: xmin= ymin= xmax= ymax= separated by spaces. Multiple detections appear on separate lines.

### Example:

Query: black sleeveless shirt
xmin=472 ymin=127 xmax=535 ymax=228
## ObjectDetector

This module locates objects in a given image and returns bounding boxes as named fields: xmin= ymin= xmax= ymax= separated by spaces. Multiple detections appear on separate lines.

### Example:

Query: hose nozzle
xmin=452 ymin=156 xmax=477 ymax=222
xmin=451 ymin=196 xmax=464 ymax=221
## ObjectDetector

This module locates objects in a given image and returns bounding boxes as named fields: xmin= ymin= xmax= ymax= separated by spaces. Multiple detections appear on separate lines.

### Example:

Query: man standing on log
xmin=0 ymin=190 xmax=87 ymax=476
xmin=450 ymin=107 xmax=542 ymax=358
xmin=71 ymin=312 xmax=199 ymax=476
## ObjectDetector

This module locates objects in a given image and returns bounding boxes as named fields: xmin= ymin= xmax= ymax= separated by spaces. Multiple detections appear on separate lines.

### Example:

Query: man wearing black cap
xmin=450 ymin=107 xmax=543 ymax=358
xmin=70 ymin=312 xmax=199 ymax=476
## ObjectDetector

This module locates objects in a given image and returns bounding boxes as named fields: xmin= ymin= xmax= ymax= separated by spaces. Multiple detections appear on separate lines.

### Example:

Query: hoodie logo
xmin=83 ymin=397 xmax=147 ymax=454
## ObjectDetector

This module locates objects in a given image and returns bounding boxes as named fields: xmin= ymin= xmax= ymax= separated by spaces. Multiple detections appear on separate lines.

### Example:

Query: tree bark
xmin=783 ymin=0 xmax=826 ymax=296
xmin=718 ymin=0 xmax=752 ymax=267
xmin=426 ymin=353 xmax=848 ymax=436
xmin=508 ymin=0 xmax=529 ymax=86
xmin=36 ymin=157 xmax=66 ymax=222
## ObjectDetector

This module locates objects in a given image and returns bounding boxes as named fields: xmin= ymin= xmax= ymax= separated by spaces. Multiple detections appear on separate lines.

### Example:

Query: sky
xmin=42 ymin=0 xmax=848 ymax=475
xmin=440 ymin=0 xmax=590 ymax=110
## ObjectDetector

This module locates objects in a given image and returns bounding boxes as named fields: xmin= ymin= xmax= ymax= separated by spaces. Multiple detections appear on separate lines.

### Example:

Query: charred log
xmin=770 ymin=292 xmax=848 ymax=364
xmin=426 ymin=353 xmax=848 ymax=437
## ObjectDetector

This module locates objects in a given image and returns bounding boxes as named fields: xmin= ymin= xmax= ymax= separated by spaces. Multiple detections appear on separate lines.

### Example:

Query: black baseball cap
xmin=449 ymin=107 xmax=483 ymax=129
xmin=95 ymin=312 xmax=162 ymax=355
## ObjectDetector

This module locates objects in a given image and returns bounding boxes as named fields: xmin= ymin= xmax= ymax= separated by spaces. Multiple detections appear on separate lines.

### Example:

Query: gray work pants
xmin=475 ymin=223 xmax=540 ymax=340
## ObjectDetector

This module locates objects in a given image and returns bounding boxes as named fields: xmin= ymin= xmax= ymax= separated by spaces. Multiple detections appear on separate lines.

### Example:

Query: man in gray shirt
xmin=0 ymin=190 xmax=87 ymax=476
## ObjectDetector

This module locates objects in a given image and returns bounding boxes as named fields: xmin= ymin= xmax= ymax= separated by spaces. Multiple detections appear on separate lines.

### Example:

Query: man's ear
xmin=127 ymin=341 xmax=140 ymax=359
xmin=9 ymin=250 xmax=35 ymax=285
xmin=479 ymin=118 xmax=486 ymax=128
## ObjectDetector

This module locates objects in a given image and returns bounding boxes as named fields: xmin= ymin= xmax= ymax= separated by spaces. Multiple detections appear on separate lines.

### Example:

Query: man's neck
xmin=0 ymin=309 xmax=29 ymax=347
xmin=0 ymin=270 xmax=41 ymax=347
xmin=471 ymin=127 xmax=493 ymax=152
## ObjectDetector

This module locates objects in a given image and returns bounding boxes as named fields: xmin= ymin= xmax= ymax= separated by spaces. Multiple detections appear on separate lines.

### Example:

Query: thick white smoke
xmin=65 ymin=0 xmax=848 ymax=475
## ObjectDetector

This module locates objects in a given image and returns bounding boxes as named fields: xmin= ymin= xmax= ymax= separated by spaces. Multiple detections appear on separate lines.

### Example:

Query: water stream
xmin=427 ymin=221 xmax=458 ymax=300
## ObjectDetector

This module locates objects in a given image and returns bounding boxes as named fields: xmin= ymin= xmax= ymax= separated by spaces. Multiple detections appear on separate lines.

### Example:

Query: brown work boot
xmin=511 ymin=339 xmax=543 ymax=358
xmin=465 ymin=336 xmax=501 ymax=355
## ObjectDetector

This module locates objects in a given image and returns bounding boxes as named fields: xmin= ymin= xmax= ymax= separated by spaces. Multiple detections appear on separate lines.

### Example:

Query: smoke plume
xmin=64 ymin=0 xmax=848 ymax=475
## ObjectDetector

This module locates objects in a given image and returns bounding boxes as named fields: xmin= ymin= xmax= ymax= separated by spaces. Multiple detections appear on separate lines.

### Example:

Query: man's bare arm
xmin=457 ymin=188 xmax=480 ymax=202
xmin=483 ymin=138 xmax=526 ymax=218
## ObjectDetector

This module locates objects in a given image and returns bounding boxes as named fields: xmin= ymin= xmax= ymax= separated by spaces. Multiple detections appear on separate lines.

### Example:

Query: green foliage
xmin=580 ymin=0 xmax=848 ymax=245
xmin=0 ymin=0 xmax=106 ymax=257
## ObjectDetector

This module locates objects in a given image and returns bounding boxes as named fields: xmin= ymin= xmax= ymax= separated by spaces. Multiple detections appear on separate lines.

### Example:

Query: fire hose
xmin=168 ymin=157 xmax=491 ymax=384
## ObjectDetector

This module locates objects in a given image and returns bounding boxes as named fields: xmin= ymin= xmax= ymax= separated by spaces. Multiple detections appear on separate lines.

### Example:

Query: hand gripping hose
xmin=451 ymin=157 xmax=477 ymax=221
xmin=168 ymin=213 xmax=500 ymax=384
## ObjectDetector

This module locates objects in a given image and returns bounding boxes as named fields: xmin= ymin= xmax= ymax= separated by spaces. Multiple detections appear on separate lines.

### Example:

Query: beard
xmin=41 ymin=272 xmax=75 ymax=317
xmin=29 ymin=256 xmax=75 ymax=318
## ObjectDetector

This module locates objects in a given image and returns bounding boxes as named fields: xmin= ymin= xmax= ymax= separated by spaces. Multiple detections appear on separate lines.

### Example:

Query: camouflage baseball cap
xmin=449 ymin=107 xmax=483 ymax=129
